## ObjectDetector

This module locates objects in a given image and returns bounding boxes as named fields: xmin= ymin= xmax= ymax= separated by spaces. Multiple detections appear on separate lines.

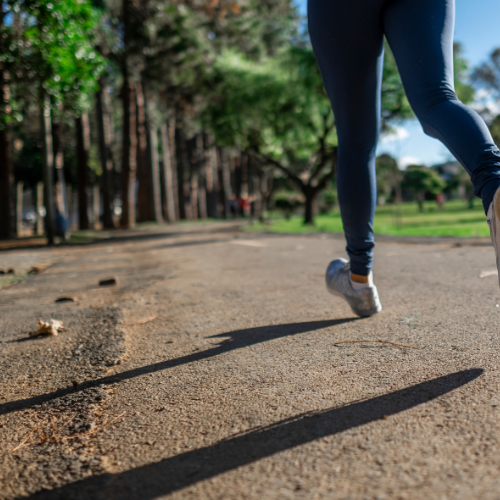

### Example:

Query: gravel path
xmin=1 ymin=225 xmax=500 ymax=499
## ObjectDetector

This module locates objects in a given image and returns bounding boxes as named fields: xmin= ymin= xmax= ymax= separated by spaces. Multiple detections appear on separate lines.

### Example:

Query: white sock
xmin=350 ymin=273 xmax=373 ymax=291
xmin=487 ymin=203 xmax=493 ymax=227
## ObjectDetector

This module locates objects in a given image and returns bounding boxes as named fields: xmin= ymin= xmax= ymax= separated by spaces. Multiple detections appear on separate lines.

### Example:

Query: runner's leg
xmin=383 ymin=0 xmax=500 ymax=212
xmin=308 ymin=0 xmax=385 ymax=276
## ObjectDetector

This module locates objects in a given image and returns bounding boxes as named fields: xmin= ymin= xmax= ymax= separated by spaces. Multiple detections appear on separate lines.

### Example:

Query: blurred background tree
xmin=402 ymin=166 xmax=446 ymax=213
xmin=0 ymin=0 xmax=487 ymax=240
xmin=376 ymin=154 xmax=402 ymax=205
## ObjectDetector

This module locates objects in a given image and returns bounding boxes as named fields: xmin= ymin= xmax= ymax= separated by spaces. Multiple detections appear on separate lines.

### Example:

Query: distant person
xmin=436 ymin=193 xmax=445 ymax=211
xmin=238 ymin=193 xmax=251 ymax=217
xmin=228 ymin=194 xmax=238 ymax=218
xmin=309 ymin=0 xmax=500 ymax=316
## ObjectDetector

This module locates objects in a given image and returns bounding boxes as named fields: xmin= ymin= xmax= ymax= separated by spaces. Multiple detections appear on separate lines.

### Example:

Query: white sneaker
xmin=488 ymin=188 xmax=500 ymax=288
xmin=325 ymin=259 xmax=382 ymax=317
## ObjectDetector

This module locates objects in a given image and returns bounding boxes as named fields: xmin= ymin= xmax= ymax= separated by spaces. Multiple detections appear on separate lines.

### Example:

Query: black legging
xmin=309 ymin=0 xmax=500 ymax=276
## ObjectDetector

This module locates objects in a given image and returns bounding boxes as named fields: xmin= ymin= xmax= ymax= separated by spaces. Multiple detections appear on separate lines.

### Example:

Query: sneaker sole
xmin=327 ymin=285 xmax=382 ymax=317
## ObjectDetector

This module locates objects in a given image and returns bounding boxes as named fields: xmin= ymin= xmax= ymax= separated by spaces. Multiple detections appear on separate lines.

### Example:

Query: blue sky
xmin=295 ymin=0 xmax=500 ymax=167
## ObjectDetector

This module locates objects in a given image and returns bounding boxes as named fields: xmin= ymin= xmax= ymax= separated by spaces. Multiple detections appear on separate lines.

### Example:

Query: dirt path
xmin=1 ymin=224 xmax=500 ymax=499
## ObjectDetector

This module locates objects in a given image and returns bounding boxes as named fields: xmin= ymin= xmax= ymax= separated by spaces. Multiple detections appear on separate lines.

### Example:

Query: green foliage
xmin=453 ymin=43 xmax=474 ymax=104
xmin=206 ymin=41 xmax=417 ymax=175
xmin=402 ymin=165 xmax=446 ymax=212
xmin=403 ymin=166 xmax=445 ymax=195
xmin=376 ymin=153 xmax=401 ymax=203
xmin=318 ymin=187 xmax=337 ymax=213
xmin=473 ymin=47 xmax=500 ymax=100
xmin=2 ymin=0 xmax=104 ymax=116
xmin=381 ymin=43 xmax=413 ymax=124
xmin=273 ymin=191 xmax=305 ymax=219
xmin=490 ymin=114 xmax=500 ymax=147
xmin=207 ymin=0 xmax=299 ymax=60
xmin=206 ymin=46 xmax=334 ymax=160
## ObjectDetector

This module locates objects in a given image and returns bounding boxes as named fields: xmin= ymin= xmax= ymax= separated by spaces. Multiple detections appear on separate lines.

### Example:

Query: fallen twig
xmin=9 ymin=412 xmax=125 ymax=452
xmin=10 ymin=424 xmax=42 ymax=452
xmin=58 ymin=411 xmax=126 ymax=441
xmin=122 ymin=316 xmax=157 ymax=326
xmin=333 ymin=339 xmax=418 ymax=349
xmin=55 ymin=414 xmax=77 ymax=436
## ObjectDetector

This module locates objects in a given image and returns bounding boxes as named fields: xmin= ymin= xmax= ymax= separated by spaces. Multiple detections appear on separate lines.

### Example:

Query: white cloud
xmin=398 ymin=156 xmax=423 ymax=170
xmin=471 ymin=88 xmax=500 ymax=117
xmin=380 ymin=126 xmax=410 ymax=143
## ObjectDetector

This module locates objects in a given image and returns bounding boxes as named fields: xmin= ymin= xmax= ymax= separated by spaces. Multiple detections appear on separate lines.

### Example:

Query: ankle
xmin=350 ymin=272 xmax=373 ymax=290
xmin=351 ymin=273 xmax=369 ymax=284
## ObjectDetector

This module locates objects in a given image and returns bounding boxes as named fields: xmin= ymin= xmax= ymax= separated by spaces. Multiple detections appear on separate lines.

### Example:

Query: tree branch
xmin=314 ymin=147 xmax=338 ymax=191
xmin=310 ymin=112 xmax=335 ymax=181
xmin=250 ymin=147 xmax=304 ymax=190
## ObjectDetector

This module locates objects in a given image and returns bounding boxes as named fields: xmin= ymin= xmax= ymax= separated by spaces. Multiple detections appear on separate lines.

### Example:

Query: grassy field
xmin=246 ymin=199 xmax=490 ymax=238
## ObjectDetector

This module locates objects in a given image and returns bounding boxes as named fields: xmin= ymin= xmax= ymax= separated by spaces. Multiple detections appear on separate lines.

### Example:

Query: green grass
xmin=246 ymin=199 xmax=490 ymax=238
xmin=0 ymin=273 xmax=27 ymax=288
xmin=68 ymin=230 xmax=113 ymax=245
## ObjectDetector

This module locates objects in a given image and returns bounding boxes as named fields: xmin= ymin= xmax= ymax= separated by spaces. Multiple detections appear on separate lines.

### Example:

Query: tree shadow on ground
xmin=1 ymin=319 xmax=357 ymax=416
xmin=28 ymin=369 xmax=483 ymax=500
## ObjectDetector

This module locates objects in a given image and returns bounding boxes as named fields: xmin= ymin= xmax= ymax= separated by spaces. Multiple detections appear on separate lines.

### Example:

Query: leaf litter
xmin=30 ymin=319 xmax=66 ymax=337
xmin=333 ymin=340 xmax=418 ymax=349
xmin=9 ymin=387 xmax=125 ymax=453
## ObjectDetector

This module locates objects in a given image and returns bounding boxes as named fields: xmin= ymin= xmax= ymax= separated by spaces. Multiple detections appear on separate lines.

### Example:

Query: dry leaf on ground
xmin=30 ymin=319 xmax=66 ymax=337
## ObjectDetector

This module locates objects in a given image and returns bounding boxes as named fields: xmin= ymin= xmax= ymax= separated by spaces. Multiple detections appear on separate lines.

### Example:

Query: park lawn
xmin=246 ymin=199 xmax=491 ymax=238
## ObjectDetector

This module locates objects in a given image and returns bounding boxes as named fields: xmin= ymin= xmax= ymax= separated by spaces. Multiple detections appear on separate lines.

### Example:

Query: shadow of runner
xmin=28 ymin=369 xmax=483 ymax=500
xmin=1 ymin=319 xmax=358 ymax=416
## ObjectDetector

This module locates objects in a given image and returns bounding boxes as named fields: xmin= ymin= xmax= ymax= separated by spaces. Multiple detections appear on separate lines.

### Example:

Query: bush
xmin=319 ymin=188 xmax=338 ymax=214
xmin=273 ymin=192 xmax=305 ymax=219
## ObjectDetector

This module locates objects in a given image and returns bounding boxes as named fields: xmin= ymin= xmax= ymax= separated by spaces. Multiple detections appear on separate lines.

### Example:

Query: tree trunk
xmin=16 ymin=182 xmax=23 ymax=237
xmin=417 ymin=190 xmax=425 ymax=213
xmin=303 ymin=187 xmax=317 ymax=225
xmin=160 ymin=122 xmax=176 ymax=223
xmin=219 ymin=148 xmax=232 ymax=219
xmin=204 ymin=134 xmax=219 ymax=218
xmin=66 ymin=185 xmax=73 ymax=229
xmin=41 ymin=96 xmax=55 ymax=244
xmin=168 ymin=116 xmax=179 ymax=219
xmin=136 ymin=82 xmax=155 ymax=222
xmin=96 ymin=78 xmax=115 ymax=229
xmin=120 ymin=73 xmax=137 ymax=229
xmin=252 ymin=173 xmax=261 ymax=218
xmin=175 ymin=123 xmax=192 ymax=220
xmin=190 ymin=174 xmax=199 ymax=219
xmin=187 ymin=136 xmax=199 ymax=219
xmin=93 ymin=185 xmax=100 ymax=229
xmin=233 ymin=154 xmax=241 ymax=200
xmin=240 ymin=153 xmax=249 ymax=196
xmin=52 ymin=119 xmax=68 ymax=220
xmin=196 ymin=134 xmax=208 ymax=219
xmin=149 ymin=128 xmax=163 ymax=222
xmin=0 ymin=125 xmax=13 ymax=240
xmin=76 ymin=113 xmax=90 ymax=230
xmin=0 ymin=77 xmax=14 ymax=239
xmin=0 ymin=8 xmax=14 ymax=240
xmin=36 ymin=182 xmax=44 ymax=236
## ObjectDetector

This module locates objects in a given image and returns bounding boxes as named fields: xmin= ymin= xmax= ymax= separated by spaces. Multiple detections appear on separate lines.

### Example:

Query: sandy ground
xmin=1 ymin=223 xmax=500 ymax=500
